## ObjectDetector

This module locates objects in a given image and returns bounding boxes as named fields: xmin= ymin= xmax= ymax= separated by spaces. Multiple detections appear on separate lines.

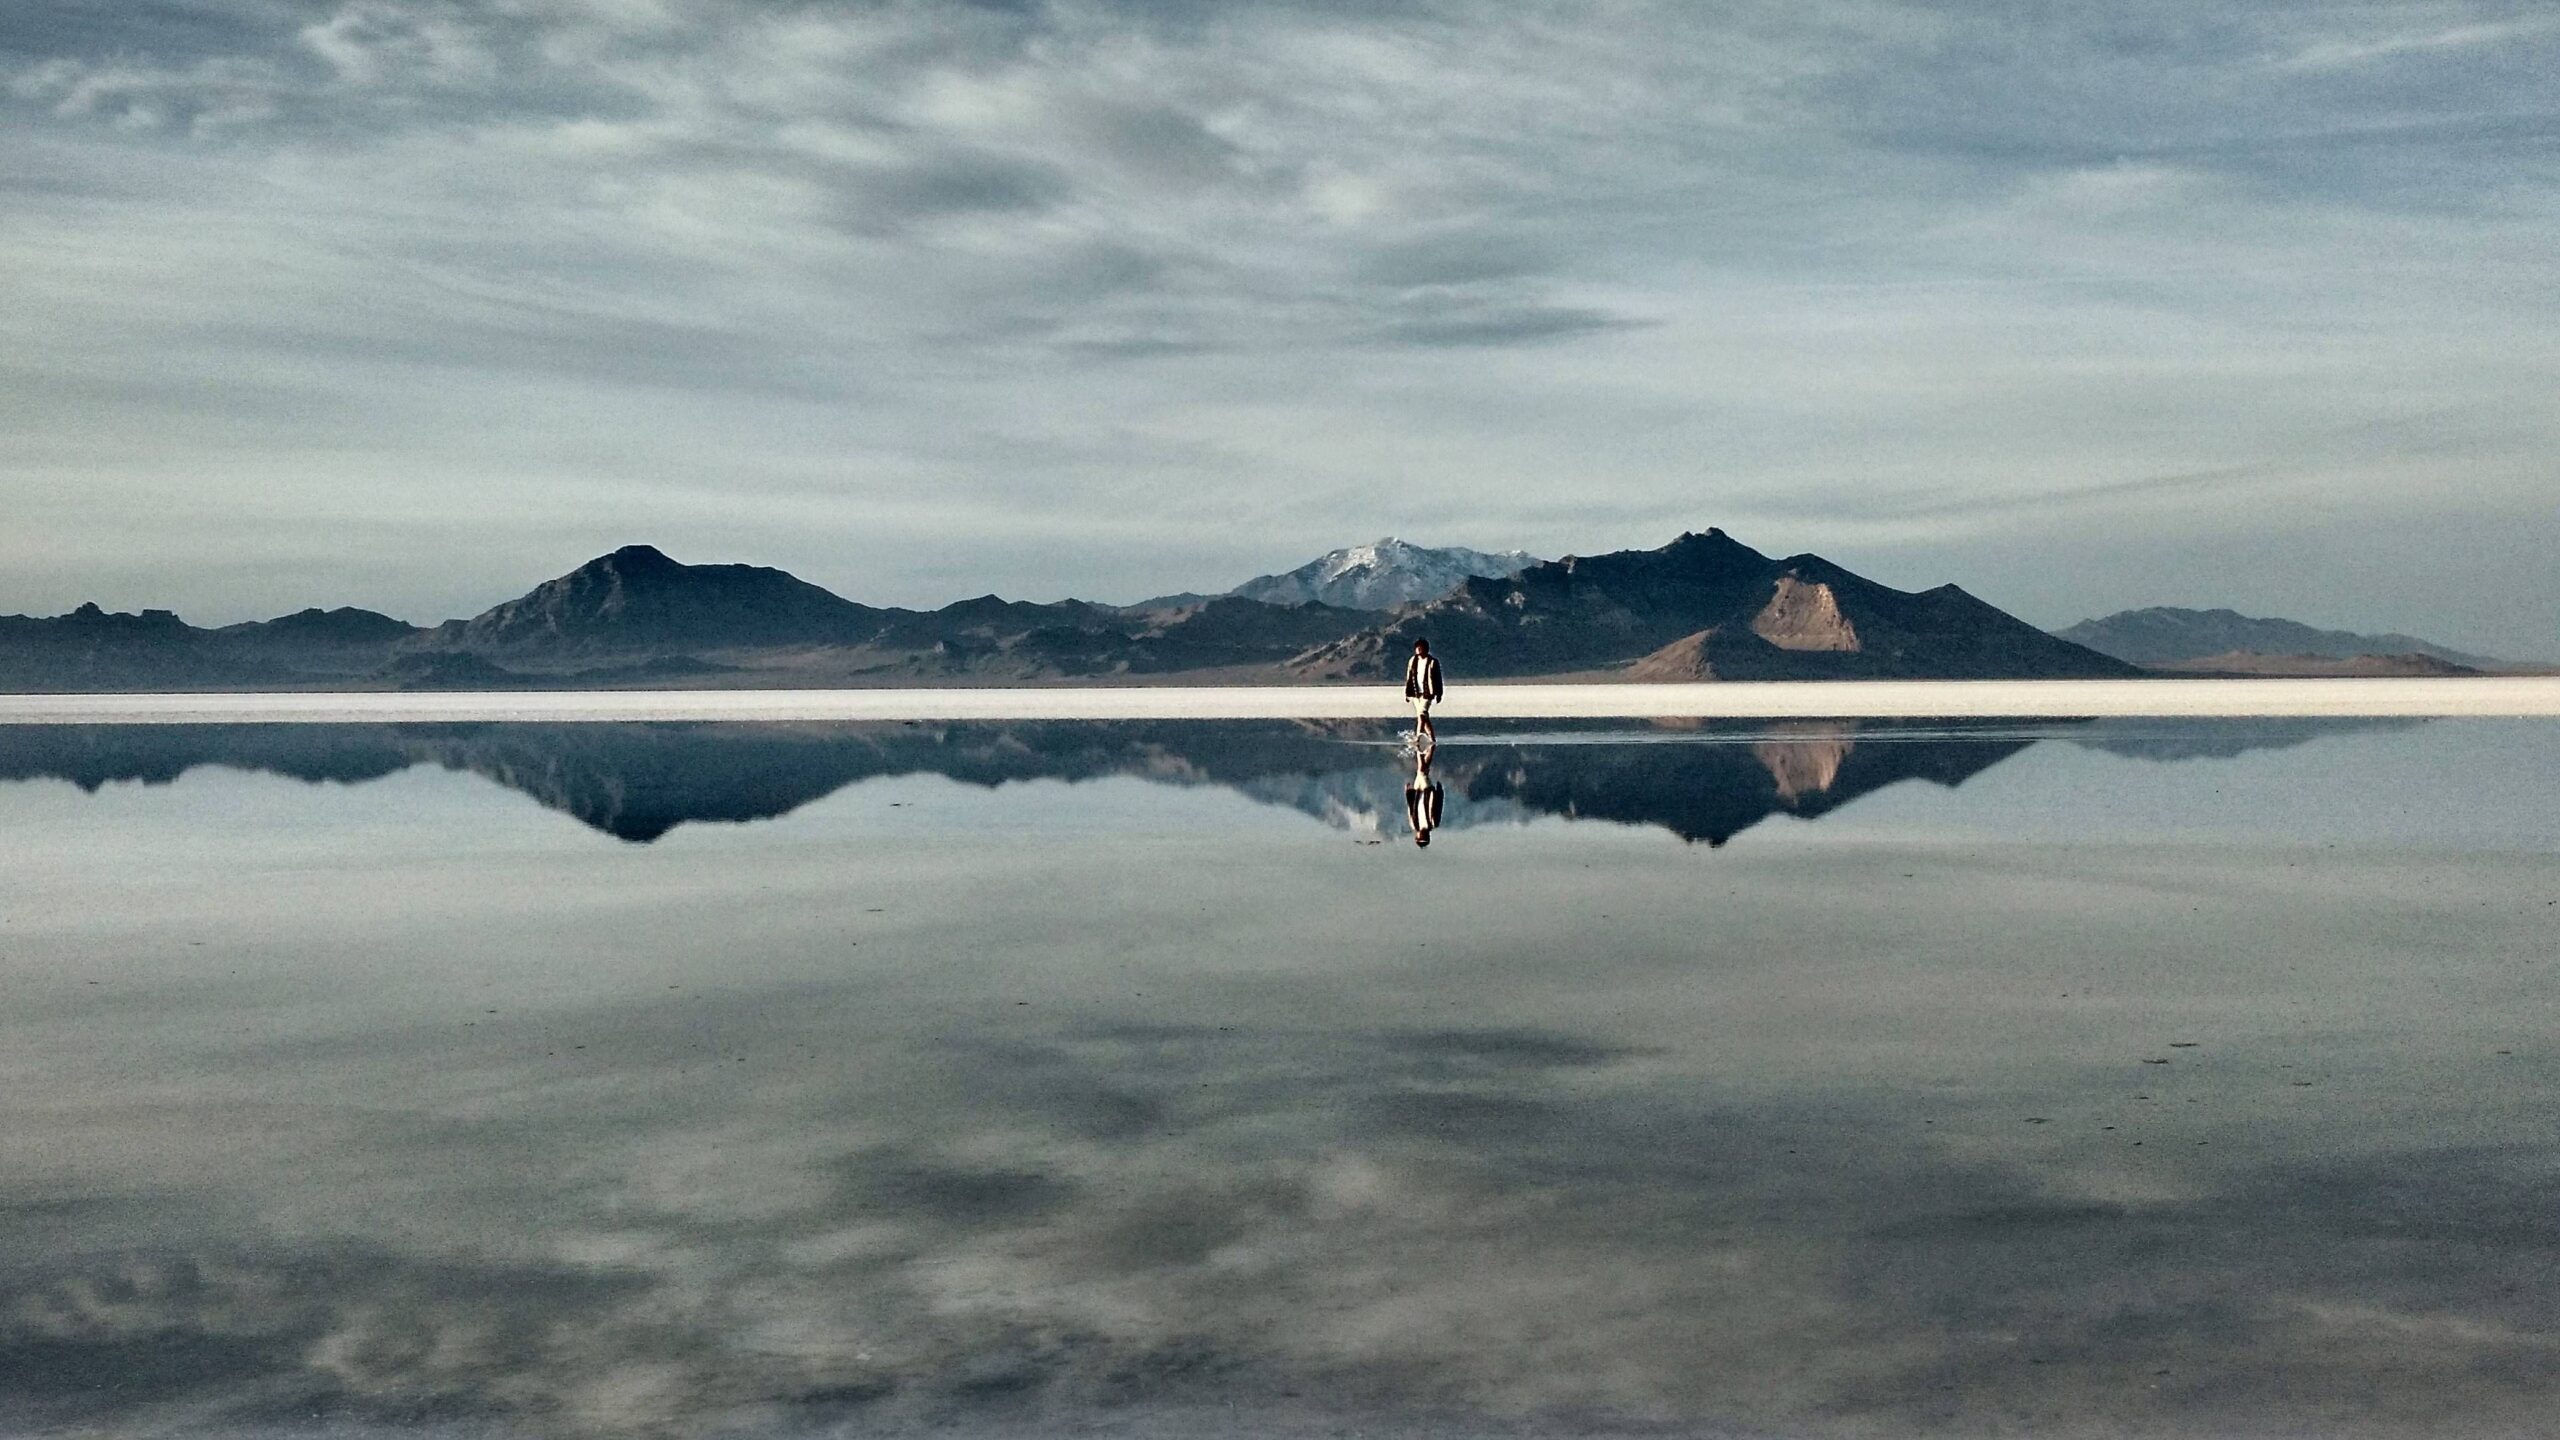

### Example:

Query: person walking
xmin=1402 ymin=637 xmax=1443 ymax=743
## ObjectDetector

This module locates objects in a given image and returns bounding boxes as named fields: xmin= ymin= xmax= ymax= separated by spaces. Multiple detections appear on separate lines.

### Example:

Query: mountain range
xmin=1292 ymin=529 xmax=2133 ymax=681
xmin=2054 ymin=607 xmax=2498 ymax=672
xmin=0 ymin=532 xmax=2494 ymax=692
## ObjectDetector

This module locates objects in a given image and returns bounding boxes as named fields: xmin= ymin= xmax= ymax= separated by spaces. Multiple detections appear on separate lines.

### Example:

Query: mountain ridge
xmin=1293 ymin=529 xmax=2136 ymax=682
xmin=2 ymin=532 xmax=2486 ymax=692
xmin=2055 ymin=606 xmax=2497 ymax=668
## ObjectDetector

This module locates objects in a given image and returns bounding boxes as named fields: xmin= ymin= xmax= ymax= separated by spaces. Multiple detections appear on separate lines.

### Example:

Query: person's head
xmin=1413 ymin=637 xmax=1430 ymax=656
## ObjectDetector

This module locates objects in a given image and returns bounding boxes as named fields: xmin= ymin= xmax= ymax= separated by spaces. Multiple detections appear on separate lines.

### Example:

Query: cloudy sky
xmin=3 ymin=1 xmax=2554 ymax=652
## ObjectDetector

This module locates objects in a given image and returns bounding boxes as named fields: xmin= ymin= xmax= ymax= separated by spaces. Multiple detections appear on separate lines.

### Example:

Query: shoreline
xmin=2 ymin=676 xmax=2558 ymax=724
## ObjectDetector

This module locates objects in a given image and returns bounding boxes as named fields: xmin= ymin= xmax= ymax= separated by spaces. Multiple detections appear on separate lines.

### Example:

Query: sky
xmin=2 ymin=0 xmax=2554 ymax=654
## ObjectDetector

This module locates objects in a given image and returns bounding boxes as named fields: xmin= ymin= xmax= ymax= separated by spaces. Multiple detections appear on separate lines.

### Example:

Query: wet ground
xmin=0 ymin=718 xmax=2554 ymax=1437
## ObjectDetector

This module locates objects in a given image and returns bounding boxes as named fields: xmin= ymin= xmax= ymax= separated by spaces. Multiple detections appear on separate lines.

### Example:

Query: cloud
xmin=2275 ymin=14 xmax=2560 ymax=72
xmin=0 ymin=0 xmax=2552 ymax=653
xmin=1371 ymin=296 xmax=1648 ymax=349
xmin=299 ymin=1 xmax=495 ymax=87
xmin=7 ymin=1016 xmax=2557 ymax=1435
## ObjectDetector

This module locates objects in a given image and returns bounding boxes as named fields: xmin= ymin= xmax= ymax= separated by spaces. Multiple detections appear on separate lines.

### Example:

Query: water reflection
xmin=0 ymin=717 xmax=2550 ymax=1439
xmin=1405 ymin=736 xmax=1444 ymax=847
xmin=0 ymin=717 xmax=2412 ymax=845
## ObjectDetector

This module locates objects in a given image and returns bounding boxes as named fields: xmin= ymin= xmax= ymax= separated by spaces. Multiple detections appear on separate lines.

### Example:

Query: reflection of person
xmin=1402 ymin=637 xmax=1443 ymax=742
xmin=1404 ymin=745 xmax=1443 ymax=848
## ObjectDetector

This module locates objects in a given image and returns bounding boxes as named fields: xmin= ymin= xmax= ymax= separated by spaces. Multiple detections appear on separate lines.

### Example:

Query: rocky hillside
xmin=1294 ymin=529 xmax=2137 ymax=681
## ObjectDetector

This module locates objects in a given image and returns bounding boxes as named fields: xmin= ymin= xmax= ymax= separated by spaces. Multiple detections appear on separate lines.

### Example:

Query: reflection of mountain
xmin=0 ymin=722 xmax=1378 ymax=842
xmin=1438 ymin=726 xmax=2036 ymax=845
xmin=2063 ymin=716 xmax=2423 ymax=763
xmin=0 ymin=718 xmax=2384 ymax=845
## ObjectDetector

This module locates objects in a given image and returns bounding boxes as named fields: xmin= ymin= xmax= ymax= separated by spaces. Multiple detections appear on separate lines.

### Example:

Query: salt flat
xmin=2 ymin=675 xmax=2556 ymax=724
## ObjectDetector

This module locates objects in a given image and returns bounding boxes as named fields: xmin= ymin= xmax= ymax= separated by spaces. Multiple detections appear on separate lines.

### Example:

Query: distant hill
xmin=2145 ymin=650 xmax=2483 ymax=678
xmin=217 ymin=606 xmax=426 ymax=650
xmin=438 ymin=544 xmax=887 ymax=653
xmin=2055 ymin=607 xmax=2496 ymax=668
xmin=1228 ymin=538 xmax=1541 ymax=611
xmin=1294 ymin=529 xmax=2136 ymax=681
xmin=0 ymin=602 xmax=425 ymax=691
xmin=0 ymin=547 xmax=1384 ymax=691
xmin=0 ymin=602 xmax=273 ymax=692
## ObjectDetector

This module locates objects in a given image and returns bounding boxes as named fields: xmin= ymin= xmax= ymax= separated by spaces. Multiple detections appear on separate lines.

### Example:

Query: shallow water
xmin=1 ymin=718 xmax=2554 ymax=1437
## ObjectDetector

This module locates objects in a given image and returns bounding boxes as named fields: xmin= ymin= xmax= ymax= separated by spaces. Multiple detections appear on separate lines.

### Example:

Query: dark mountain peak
xmin=232 ymin=607 xmax=422 ymax=645
xmin=1665 ymin=527 xmax=1758 ymax=556
xmin=1649 ymin=527 xmax=1773 ymax=574
xmin=570 ymin=544 xmax=689 ymax=584
xmin=450 ymin=547 xmax=883 ymax=653
xmin=52 ymin=602 xmax=187 ymax=632
xmin=1537 ymin=527 xmax=1769 ymax=590
xmin=916 ymin=595 xmax=1108 ymax=637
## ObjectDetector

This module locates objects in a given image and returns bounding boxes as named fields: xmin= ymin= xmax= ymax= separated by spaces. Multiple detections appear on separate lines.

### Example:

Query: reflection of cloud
xmin=8 ymin=1006 xmax=2558 ymax=1436
xmin=5 ymin=723 xmax=2560 ymax=1433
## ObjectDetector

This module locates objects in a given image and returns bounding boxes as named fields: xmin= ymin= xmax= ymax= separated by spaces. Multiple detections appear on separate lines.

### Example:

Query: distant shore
xmin=4 ymin=676 xmax=2558 ymax=725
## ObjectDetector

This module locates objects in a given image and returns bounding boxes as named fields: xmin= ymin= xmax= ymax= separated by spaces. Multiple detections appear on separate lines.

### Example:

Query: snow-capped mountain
xmin=1229 ymin=538 xmax=1542 ymax=611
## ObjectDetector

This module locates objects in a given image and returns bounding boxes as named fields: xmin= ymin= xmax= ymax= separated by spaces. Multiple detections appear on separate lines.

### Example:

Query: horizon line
xmin=4 ymin=678 xmax=2556 ymax=726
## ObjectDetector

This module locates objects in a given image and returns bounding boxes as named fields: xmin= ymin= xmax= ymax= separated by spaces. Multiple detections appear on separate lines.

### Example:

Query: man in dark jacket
xmin=1402 ymin=637 xmax=1443 ymax=741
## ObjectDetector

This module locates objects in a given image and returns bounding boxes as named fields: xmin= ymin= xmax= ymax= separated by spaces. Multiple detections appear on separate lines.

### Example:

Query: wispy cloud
xmin=2275 ymin=14 xmax=2560 ymax=72
xmin=0 ymin=0 xmax=2553 ymax=650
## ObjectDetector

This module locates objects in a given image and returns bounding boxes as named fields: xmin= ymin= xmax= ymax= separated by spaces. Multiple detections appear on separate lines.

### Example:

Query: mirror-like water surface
xmin=1 ymin=719 xmax=2554 ymax=1437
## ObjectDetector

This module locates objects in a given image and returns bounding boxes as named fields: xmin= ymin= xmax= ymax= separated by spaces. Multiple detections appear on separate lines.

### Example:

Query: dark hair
xmin=1412 ymin=637 xmax=1430 ymax=653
